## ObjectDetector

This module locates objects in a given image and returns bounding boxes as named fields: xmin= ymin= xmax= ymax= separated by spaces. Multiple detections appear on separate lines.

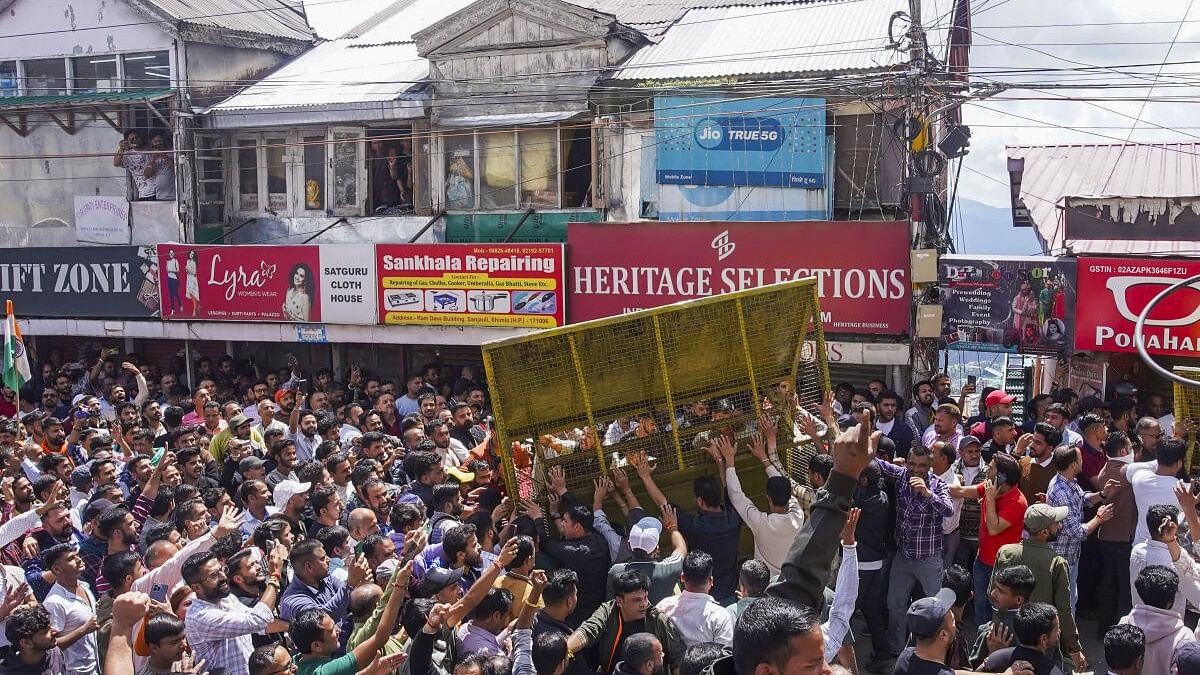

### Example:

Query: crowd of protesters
xmin=0 ymin=349 xmax=1189 ymax=675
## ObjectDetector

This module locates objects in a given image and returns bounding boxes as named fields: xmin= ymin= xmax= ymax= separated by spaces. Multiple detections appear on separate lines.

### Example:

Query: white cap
xmin=273 ymin=479 xmax=312 ymax=508
xmin=628 ymin=516 xmax=663 ymax=553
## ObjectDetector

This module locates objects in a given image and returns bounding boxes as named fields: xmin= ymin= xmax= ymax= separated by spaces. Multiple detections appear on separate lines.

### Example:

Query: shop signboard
xmin=1076 ymin=256 xmax=1200 ymax=357
xmin=0 ymin=245 xmax=159 ymax=318
xmin=567 ymin=221 xmax=910 ymax=335
xmin=158 ymin=244 xmax=376 ymax=324
xmin=376 ymin=244 xmax=566 ymax=329
xmin=939 ymin=255 xmax=1076 ymax=354
xmin=654 ymin=96 xmax=826 ymax=188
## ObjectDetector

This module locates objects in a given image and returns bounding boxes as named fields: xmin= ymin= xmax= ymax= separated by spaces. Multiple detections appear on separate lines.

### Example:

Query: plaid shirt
xmin=1047 ymin=473 xmax=1087 ymax=567
xmin=186 ymin=594 xmax=275 ymax=675
xmin=875 ymin=459 xmax=954 ymax=560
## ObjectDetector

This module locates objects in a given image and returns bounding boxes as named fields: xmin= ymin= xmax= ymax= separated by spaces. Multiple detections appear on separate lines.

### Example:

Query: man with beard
xmin=209 ymin=415 xmax=265 ymax=465
xmin=418 ymin=393 xmax=439 ymax=426
xmin=51 ymin=374 xmax=74 ymax=418
xmin=266 ymin=439 xmax=299 ymax=490
xmin=981 ymin=417 xmax=1018 ymax=462
xmin=0 ymin=605 xmax=65 ymax=675
xmin=305 ymin=484 xmax=344 ymax=538
xmin=39 ymin=418 xmax=68 ymax=465
xmin=279 ymin=538 xmax=369 ymax=621
xmin=448 ymin=402 xmax=486 ymax=459
xmin=906 ymin=380 xmax=936 ymax=443
xmin=990 ymin=503 xmax=1085 ymax=671
xmin=184 ymin=543 xmax=289 ymax=675
xmin=290 ymin=410 xmax=321 ymax=463
xmin=226 ymin=549 xmax=291 ymax=648
xmin=428 ymin=483 xmax=464 ymax=545
xmin=429 ymin=421 xmax=468 ymax=471
xmin=875 ymin=390 xmax=914 ymax=460
xmin=256 ymin=399 xmax=288 ymax=438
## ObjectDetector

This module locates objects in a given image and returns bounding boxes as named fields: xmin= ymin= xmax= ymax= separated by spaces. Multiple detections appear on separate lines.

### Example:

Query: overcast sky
xmin=304 ymin=0 xmax=1200 ymax=208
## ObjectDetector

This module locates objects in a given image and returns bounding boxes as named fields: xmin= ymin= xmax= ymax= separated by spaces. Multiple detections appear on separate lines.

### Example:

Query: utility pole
xmin=907 ymin=0 xmax=939 ymax=386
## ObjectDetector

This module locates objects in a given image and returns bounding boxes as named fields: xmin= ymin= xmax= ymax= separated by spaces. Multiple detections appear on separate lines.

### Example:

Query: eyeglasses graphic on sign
xmin=1105 ymin=275 xmax=1200 ymax=326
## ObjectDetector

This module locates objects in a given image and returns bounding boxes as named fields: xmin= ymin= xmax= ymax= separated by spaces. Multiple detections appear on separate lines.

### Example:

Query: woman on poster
xmin=283 ymin=263 xmax=314 ymax=322
xmin=185 ymin=249 xmax=201 ymax=316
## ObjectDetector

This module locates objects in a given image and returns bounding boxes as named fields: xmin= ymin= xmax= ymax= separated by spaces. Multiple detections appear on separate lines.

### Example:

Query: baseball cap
xmin=274 ymin=389 xmax=294 ymax=404
xmin=83 ymin=498 xmax=117 ymax=523
xmin=958 ymin=435 xmax=982 ymax=450
xmin=71 ymin=394 xmax=87 ymax=406
xmin=416 ymin=566 xmax=465 ymax=597
xmin=628 ymin=516 xmax=663 ymax=554
xmin=272 ymin=479 xmax=311 ymax=508
xmin=239 ymin=456 xmax=267 ymax=474
xmin=906 ymin=588 xmax=957 ymax=638
xmin=985 ymin=390 xmax=1016 ymax=407
xmin=1024 ymin=503 xmax=1069 ymax=532
xmin=69 ymin=466 xmax=93 ymax=491
xmin=228 ymin=414 xmax=251 ymax=429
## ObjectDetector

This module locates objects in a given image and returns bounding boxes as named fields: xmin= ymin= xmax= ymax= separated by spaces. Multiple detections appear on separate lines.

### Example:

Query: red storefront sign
xmin=158 ymin=244 xmax=323 ymax=322
xmin=568 ymin=221 xmax=911 ymax=334
xmin=1076 ymin=256 xmax=1200 ymax=356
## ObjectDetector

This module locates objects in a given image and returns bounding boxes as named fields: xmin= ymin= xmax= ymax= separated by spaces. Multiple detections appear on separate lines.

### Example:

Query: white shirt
xmin=291 ymin=431 xmax=321 ymax=463
xmin=339 ymin=424 xmax=362 ymax=450
xmin=1130 ymin=539 xmax=1200 ymax=617
xmin=938 ymin=467 xmax=963 ymax=534
xmin=724 ymin=465 xmax=804 ymax=576
xmin=824 ymin=544 xmax=859 ymax=662
xmin=656 ymin=590 xmax=734 ymax=647
xmin=45 ymin=581 xmax=98 ymax=675
xmin=603 ymin=419 xmax=637 ymax=446
xmin=1127 ymin=460 xmax=1187 ymax=545
xmin=442 ymin=439 xmax=471 ymax=469
xmin=876 ymin=418 xmax=896 ymax=435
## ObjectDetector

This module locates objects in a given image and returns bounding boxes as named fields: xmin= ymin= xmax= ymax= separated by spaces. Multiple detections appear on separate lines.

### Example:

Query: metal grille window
xmin=196 ymin=136 xmax=226 ymax=225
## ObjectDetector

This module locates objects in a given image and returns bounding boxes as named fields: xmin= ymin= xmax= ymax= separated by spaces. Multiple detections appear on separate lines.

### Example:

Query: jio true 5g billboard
xmin=654 ymin=96 xmax=827 ymax=188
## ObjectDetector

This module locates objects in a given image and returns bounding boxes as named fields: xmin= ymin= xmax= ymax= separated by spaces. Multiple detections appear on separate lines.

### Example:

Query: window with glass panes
xmin=440 ymin=124 xmax=592 ymax=210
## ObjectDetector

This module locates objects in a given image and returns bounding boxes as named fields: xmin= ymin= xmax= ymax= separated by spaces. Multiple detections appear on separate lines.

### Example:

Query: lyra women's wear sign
xmin=156 ymin=244 xmax=377 ymax=324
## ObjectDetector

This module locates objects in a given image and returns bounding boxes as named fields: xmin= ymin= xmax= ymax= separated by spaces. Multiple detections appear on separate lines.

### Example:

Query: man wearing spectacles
xmin=1134 ymin=417 xmax=1165 ymax=460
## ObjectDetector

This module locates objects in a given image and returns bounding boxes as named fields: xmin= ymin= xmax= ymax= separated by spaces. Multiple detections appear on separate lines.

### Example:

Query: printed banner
xmin=158 ymin=245 xmax=376 ymax=324
xmin=376 ymin=244 xmax=566 ymax=329
xmin=75 ymin=196 xmax=130 ymax=245
xmin=567 ymin=221 xmax=910 ymax=335
xmin=654 ymin=96 xmax=826 ymax=188
xmin=0 ymin=246 xmax=159 ymax=318
xmin=939 ymin=255 xmax=1076 ymax=354
xmin=1076 ymin=256 xmax=1200 ymax=357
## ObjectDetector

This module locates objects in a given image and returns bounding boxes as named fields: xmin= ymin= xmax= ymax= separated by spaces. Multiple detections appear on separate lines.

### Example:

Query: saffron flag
xmin=3 ymin=300 xmax=30 ymax=392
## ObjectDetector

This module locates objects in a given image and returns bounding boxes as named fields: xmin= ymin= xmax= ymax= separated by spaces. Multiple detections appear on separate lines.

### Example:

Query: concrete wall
xmin=0 ymin=0 xmax=172 ymax=58
xmin=0 ymin=196 xmax=181 ymax=246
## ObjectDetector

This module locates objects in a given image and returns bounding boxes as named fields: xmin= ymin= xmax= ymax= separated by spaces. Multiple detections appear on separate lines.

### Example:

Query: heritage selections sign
xmin=157 ymin=244 xmax=376 ymax=324
xmin=567 ymin=221 xmax=910 ymax=335
xmin=376 ymin=244 xmax=566 ymax=329
xmin=654 ymin=96 xmax=827 ymax=188
xmin=1076 ymin=256 xmax=1200 ymax=357
xmin=0 ymin=246 xmax=160 ymax=318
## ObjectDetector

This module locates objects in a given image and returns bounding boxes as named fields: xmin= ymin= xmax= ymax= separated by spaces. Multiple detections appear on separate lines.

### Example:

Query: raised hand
xmin=496 ymin=537 xmax=519 ymax=568
xmin=593 ymin=476 xmax=612 ymax=504
xmin=347 ymin=553 xmax=371 ymax=587
xmin=840 ymin=507 xmax=860 ymax=546
xmin=757 ymin=414 xmax=777 ymax=442
xmin=714 ymin=436 xmax=736 ymax=466
xmin=519 ymin=499 xmax=543 ymax=520
xmin=660 ymin=503 xmax=678 ymax=531
xmin=831 ymin=407 xmax=874 ymax=479
xmin=530 ymin=569 xmax=548 ymax=594
xmin=426 ymin=603 xmax=451 ymax=630
xmin=611 ymin=467 xmax=630 ymax=491
xmin=1175 ymin=480 xmax=1200 ymax=511
xmin=547 ymin=465 xmax=567 ymax=496
xmin=986 ymin=622 xmax=1011 ymax=653
xmin=361 ymin=652 xmax=408 ymax=675
xmin=214 ymin=505 xmax=245 ymax=539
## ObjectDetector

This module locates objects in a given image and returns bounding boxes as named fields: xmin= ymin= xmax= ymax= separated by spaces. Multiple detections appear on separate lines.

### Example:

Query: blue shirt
xmin=279 ymin=574 xmax=352 ymax=621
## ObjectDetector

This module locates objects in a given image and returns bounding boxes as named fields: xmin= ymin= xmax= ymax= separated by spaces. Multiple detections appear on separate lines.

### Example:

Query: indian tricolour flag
xmin=3 ymin=301 xmax=30 ymax=392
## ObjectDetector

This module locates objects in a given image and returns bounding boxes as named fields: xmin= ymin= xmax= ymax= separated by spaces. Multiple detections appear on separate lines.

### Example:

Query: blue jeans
xmin=887 ymin=552 xmax=944 ymax=654
xmin=973 ymin=559 xmax=993 ymax=627
xmin=1067 ymin=559 xmax=1078 ymax=613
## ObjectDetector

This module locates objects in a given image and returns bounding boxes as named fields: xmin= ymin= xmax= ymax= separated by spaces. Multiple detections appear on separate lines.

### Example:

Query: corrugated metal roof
xmin=566 ymin=0 xmax=807 ymax=36
xmin=1008 ymin=142 xmax=1200 ymax=256
xmin=209 ymin=41 xmax=426 ymax=111
xmin=141 ymin=0 xmax=313 ymax=42
xmin=347 ymin=0 xmax=480 ymax=45
xmin=613 ymin=0 xmax=929 ymax=80
xmin=0 ymin=89 xmax=173 ymax=108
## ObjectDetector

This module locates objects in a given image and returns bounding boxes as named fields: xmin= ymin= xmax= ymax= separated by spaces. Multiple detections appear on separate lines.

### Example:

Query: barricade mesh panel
xmin=483 ymin=278 xmax=830 ymax=509
xmin=1175 ymin=366 xmax=1200 ymax=474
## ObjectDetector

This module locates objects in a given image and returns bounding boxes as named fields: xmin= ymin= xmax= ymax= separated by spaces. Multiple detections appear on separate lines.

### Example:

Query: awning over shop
xmin=18 ymin=319 xmax=533 ymax=347
xmin=0 ymin=89 xmax=174 ymax=135
xmin=436 ymin=110 xmax=588 ymax=128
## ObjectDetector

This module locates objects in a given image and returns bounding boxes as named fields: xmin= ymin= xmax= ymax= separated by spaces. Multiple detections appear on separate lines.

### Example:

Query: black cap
xmin=906 ymin=588 xmax=956 ymax=639
xmin=415 ymin=567 xmax=465 ymax=597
